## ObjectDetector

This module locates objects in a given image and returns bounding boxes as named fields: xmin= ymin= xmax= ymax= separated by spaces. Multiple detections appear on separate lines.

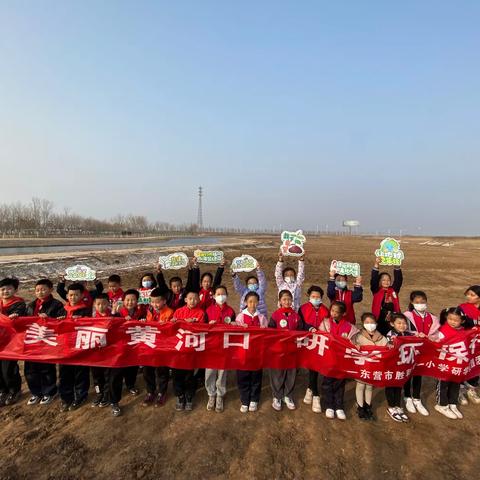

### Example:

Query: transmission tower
xmin=197 ymin=186 xmax=204 ymax=230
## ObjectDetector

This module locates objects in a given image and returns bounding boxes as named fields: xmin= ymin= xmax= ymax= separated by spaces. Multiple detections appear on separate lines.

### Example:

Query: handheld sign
xmin=138 ymin=289 xmax=153 ymax=305
xmin=65 ymin=265 xmax=96 ymax=282
xmin=280 ymin=230 xmax=306 ymax=257
xmin=194 ymin=249 xmax=224 ymax=264
xmin=158 ymin=252 xmax=189 ymax=270
xmin=231 ymin=255 xmax=258 ymax=273
xmin=375 ymin=238 xmax=404 ymax=266
xmin=330 ymin=260 xmax=361 ymax=278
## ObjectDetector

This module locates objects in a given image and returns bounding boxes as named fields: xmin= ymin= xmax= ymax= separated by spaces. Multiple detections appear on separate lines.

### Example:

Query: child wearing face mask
xmin=299 ymin=286 xmax=330 ymax=413
xmin=434 ymin=307 xmax=472 ymax=419
xmin=232 ymin=264 xmax=268 ymax=318
xmin=138 ymin=273 xmax=157 ymax=305
xmin=269 ymin=290 xmax=301 ymax=412
xmin=198 ymin=260 xmax=225 ymax=310
xmin=318 ymin=301 xmax=358 ymax=420
xmin=402 ymin=291 xmax=440 ymax=416
xmin=370 ymin=257 xmax=403 ymax=335
xmin=458 ymin=285 xmax=480 ymax=406
xmin=275 ymin=253 xmax=305 ymax=311
xmin=204 ymin=285 xmax=236 ymax=413
xmin=353 ymin=313 xmax=388 ymax=420
xmin=385 ymin=314 xmax=411 ymax=423
xmin=327 ymin=270 xmax=363 ymax=325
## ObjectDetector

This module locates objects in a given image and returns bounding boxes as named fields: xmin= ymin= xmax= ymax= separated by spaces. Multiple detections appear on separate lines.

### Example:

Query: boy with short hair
xmin=0 ymin=277 xmax=26 ymax=406
xmin=57 ymin=275 xmax=104 ymax=309
xmin=24 ymin=278 xmax=65 ymax=406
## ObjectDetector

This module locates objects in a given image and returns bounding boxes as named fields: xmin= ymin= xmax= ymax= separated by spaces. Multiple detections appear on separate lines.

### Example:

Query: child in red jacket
xmin=198 ymin=260 xmax=225 ymax=311
xmin=269 ymin=290 xmax=301 ymax=411
xmin=299 ymin=285 xmax=330 ymax=413
xmin=327 ymin=269 xmax=363 ymax=325
xmin=107 ymin=274 xmax=124 ymax=307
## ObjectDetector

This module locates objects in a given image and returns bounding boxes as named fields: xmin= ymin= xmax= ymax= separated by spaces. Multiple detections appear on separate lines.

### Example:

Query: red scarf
xmin=33 ymin=295 xmax=53 ymax=316
xmin=64 ymin=302 xmax=89 ymax=318
xmin=0 ymin=296 xmax=25 ymax=314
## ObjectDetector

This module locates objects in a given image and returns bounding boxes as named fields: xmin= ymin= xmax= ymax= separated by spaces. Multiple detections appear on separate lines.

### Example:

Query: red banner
xmin=1 ymin=315 xmax=479 ymax=387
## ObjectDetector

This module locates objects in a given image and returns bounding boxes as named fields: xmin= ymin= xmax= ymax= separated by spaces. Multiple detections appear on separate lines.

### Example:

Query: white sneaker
xmin=387 ymin=407 xmax=403 ymax=423
xmin=458 ymin=386 xmax=468 ymax=405
xmin=283 ymin=397 xmax=296 ymax=410
xmin=240 ymin=404 xmax=248 ymax=413
xmin=206 ymin=395 xmax=215 ymax=411
xmin=248 ymin=401 xmax=258 ymax=412
xmin=449 ymin=404 xmax=463 ymax=419
xmin=335 ymin=409 xmax=346 ymax=420
xmin=272 ymin=398 xmax=282 ymax=411
xmin=398 ymin=408 xmax=409 ymax=422
xmin=405 ymin=397 xmax=416 ymax=414
xmin=325 ymin=408 xmax=335 ymax=419
xmin=466 ymin=388 xmax=480 ymax=405
xmin=435 ymin=404 xmax=457 ymax=419
xmin=312 ymin=396 xmax=321 ymax=413
xmin=413 ymin=398 xmax=429 ymax=416
xmin=303 ymin=388 xmax=313 ymax=405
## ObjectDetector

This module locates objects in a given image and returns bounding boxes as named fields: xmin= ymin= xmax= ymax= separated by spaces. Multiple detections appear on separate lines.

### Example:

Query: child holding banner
xmin=0 ymin=277 xmax=26 ymax=406
xmin=24 ymin=279 xmax=65 ymax=406
xmin=58 ymin=283 xmax=92 ymax=412
xmin=275 ymin=254 xmax=305 ymax=310
xmin=299 ymin=286 xmax=329 ymax=413
xmin=204 ymin=285 xmax=236 ymax=413
xmin=434 ymin=307 xmax=471 ymax=419
xmin=232 ymin=264 xmax=268 ymax=318
xmin=234 ymin=291 xmax=268 ymax=413
xmin=269 ymin=290 xmax=301 ymax=411
xmin=403 ymin=291 xmax=439 ymax=416
xmin=370 ymin=258 xmax=403 ymax=335
xmin=327 ymin=270 xmax=363 ymax=325
xmin=318 ymin=301 xmax=358 ymax=420
xmin=458 ymin=285 xmax=480 ymax=405
xmin=353 ymin=313 xmax=388 ymax=420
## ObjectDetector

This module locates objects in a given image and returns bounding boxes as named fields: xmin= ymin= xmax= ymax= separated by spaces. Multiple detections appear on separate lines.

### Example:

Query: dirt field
xmin=1 ymin=235 xmax=480 ymax=479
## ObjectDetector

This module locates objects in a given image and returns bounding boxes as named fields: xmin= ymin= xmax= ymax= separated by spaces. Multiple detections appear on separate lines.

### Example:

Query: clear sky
xmin=1 ymin=1 xmax=479 ymax=235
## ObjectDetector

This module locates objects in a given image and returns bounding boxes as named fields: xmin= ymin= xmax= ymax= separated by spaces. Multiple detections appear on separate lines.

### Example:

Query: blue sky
xmin=1 ymin=1 xmax=479 ymax=235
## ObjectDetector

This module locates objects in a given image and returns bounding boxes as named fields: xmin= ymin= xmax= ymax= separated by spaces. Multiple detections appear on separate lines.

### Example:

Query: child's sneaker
xmin=405 ymin=397 xmax=416 ymax=414
xmin=111 ymin=403 xmax=121 ymax=417
xmin=155 ymin=393 xmax=167 ymax=407
xmin=142 ymin=393 xmax=155 ymax=407
xmin=357 ymin=405 xmax=367 ymax=420
xmin=215 ymin=396 xmax=224 ymax=413
xmin=325 ymin=408 xmax=335 ymax=419
xmin=40 ymin=394 xmax=56 ymax=405
xmin=335 ymin=409 xmax=346 ymax=420
xmin=466 ymin=387 xmax=480 ymax=405
xmin=413 ymin=399 xmax=429 ymax=416
xmin=98 ymin=398 xmax=110 ymax=408
xmin=128 ymin=387 xmax=140 ymax=396
xmin=449 ymin=404 xmax=463 ymax=419
xmin=60 ymin=401 xmax=71 ymax=412
xmin=240 ymin=404 xmax=249 ymax=413
xmin=0 ymin=392 xmax=7 ymax=406
xmin=312 ymin=396 xmax=321 ymax=413
xmin=185 ymin=400 xmax=193 ymax=411
xmin=458 ymin=386 xmax=468 ymax=405
xmin=91 ymin=393 xmax=104 ymax=408
xmin=398 ymin=408 xmax=409 ymax=422
xmin=69 ymin=397 xmax=87 ymax=411
xmin=27 ymin=395 xmax=41 ymax=406
xmin=272 ymin=398 xmax=282 ymax=411
xmin=248 ymin=401 xmax=258 ymax=412
xmin=206 ymin=395 xmax=216 ymax=411
xmin=364 ymin=403 xmax=375 ymax=421
xmin=434 ymin=404 xmax=457 ymax=419
xmin=303 ymin=388 xmax=313 ymax=405
xmin=5 ymin=391 xmax=21 ymax=405
xmin=175 ymin=396 xmax=185 ymax=411
xmin=387 ymin=407 xmax=403 ymax=422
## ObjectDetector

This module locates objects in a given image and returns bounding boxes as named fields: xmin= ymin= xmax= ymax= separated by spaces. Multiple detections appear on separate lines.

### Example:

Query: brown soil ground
xmin=1 ymin=235 xmax=480 ymax=479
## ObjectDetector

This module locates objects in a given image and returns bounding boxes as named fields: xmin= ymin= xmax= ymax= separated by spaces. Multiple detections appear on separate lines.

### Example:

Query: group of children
xmin=0 ymin=252 xmax=479 ymax=423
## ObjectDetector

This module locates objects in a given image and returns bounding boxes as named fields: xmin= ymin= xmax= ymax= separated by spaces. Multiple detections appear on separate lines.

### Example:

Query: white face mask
xmin=310 ymin=298 xmax=322 ymax=307
xmin=285 ymin=276 xmax=294 ymax=284
xmin=413 ymin=303 xmax=427 ymax=312
xmin=215 ymin=295 xmax=227 ymax=305
xmin=364 ymin=323 xmax=377 ymax=333
xmin=335 ymin=281 xmax=347 ymax=289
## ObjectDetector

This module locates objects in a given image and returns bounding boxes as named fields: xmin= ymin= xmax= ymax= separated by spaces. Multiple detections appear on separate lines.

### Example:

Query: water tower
xmin=343 ymin=220 xmax=360 ymax=235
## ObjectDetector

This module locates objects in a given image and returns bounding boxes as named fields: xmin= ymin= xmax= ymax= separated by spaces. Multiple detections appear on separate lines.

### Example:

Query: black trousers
xmin=385 ymin=387 xmax=402 ymax=407
xmin=237 ymin=369 xmax=263 ymax=406
xmin=404 ymin=376 xmax=422 ymax=399
xmin=308 ymin=370 xmax=320 ymax=396
xmin=109 ymin=368 xmax=127 ymax=404
xmin=437 ymin=380 xmax=461 ymax=406
xmin=0 ymin=360 xmax=22 ymax=394
xmin=24 ymin=362 xmax=57 ymax=397
xmin=321 ymin=377 xmax=346 ymax=410
xmin=91 ymin=367 xmax=108 ymax=396
xmin=143 ymin=366 xmax=169 ymax=395
xmin=124 ymin=366 xmax=138 ymax=389
xmin=59 ymin=365 xmax=90 ymax=403
xmin=172 ymin=369 xmax=197 ymax=401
